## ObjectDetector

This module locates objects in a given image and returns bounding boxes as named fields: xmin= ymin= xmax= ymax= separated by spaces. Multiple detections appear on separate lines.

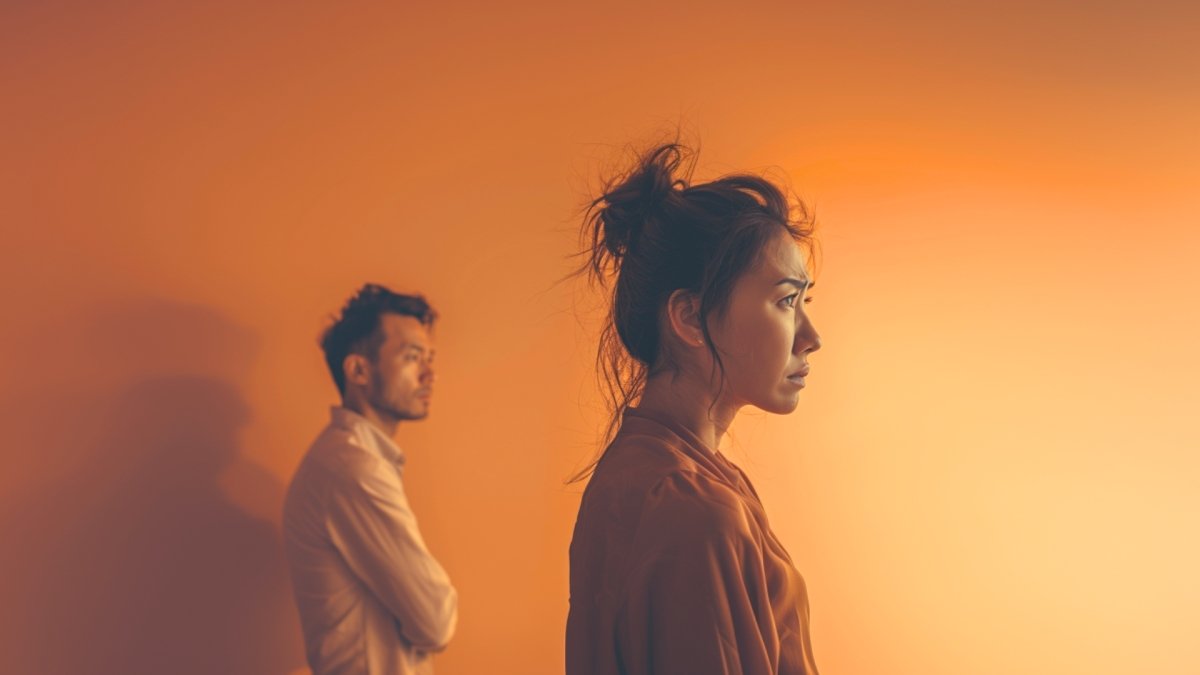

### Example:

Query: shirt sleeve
xmin=616 ymin=472 xmax=775 ymax=675
xmin=325 ymin=456 xmax=458 ymax=652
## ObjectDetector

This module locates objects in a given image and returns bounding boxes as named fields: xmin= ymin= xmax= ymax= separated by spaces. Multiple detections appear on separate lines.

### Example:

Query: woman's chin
xmin=756 ymin=392 xmax=801 ymax=415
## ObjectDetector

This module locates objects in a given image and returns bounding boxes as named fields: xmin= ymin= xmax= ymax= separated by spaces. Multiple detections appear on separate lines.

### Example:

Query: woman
xmin=566 ymin=143 xmax=822 ymax=675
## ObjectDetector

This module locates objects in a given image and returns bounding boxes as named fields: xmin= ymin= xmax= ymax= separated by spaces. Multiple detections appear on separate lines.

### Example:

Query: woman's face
xmin=707 ymin=229 xmax=821 ymax=414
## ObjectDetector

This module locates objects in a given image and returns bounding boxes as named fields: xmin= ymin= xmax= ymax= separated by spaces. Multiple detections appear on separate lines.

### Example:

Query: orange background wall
xmin=2 ymin=2 xmax=1197 ymax=674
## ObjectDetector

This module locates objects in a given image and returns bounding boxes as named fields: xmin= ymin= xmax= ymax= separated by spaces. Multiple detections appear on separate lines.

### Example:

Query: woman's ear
xmin=665 ymin=289 xmax=706 ymax=348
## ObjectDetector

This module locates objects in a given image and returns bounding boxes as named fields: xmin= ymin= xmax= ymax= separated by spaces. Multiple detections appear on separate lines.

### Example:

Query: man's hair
xmin=320 ymin=284 xmax=437 ymax=395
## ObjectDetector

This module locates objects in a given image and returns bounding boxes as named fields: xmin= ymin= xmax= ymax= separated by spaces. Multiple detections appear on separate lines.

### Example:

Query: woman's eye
xmin=803 ymin=295 xmax=814 ymax=305
xmin=780 ymin=293 xmax=799 ymax=308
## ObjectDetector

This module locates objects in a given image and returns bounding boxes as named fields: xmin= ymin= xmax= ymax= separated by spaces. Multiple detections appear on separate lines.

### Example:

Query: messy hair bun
xmin=589 ymin=144 xmax=687 ymax=262
xmin=575 ymin=141 xmax=815 ymax=476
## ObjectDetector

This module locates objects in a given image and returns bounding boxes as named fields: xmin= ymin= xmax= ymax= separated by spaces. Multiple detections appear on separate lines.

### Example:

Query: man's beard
xmin=367 ymin=388 xmax=426 ymax=422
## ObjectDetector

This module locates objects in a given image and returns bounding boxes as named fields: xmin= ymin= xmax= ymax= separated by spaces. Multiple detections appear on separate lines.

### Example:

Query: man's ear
xmin=665 ymin=289 xmax=706 ymax=348
xmin=342 ymin=353 xmax=372 ymax=388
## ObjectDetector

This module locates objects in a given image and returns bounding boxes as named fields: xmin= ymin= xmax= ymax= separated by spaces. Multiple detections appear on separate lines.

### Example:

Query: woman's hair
xmin=573 ymin=142 xmax=815 ymax=480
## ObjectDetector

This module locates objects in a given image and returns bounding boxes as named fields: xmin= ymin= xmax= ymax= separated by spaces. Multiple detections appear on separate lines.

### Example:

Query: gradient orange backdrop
xmin=2 ymin=2 xmax=1198 ymax=674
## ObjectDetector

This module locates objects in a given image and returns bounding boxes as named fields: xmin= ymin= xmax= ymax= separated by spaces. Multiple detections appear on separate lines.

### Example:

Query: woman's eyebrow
xmin=775 ymin=277 xmax=813 ymax=290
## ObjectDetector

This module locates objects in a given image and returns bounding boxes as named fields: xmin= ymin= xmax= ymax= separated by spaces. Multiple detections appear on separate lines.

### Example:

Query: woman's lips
xmin=786 ymin=367 xmax=810 ymax=384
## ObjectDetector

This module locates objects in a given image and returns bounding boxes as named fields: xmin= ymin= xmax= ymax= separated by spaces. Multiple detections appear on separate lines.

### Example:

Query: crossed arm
xmin=326 ymin=460 xmax=458 ymax=652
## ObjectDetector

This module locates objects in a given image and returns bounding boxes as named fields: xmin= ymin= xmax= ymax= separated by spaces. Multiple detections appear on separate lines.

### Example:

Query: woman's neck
xmin=637 ymin=370 xmax=740 ymax=451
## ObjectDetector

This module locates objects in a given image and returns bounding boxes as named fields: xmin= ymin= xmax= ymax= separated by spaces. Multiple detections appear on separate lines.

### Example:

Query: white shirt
xmin=283 ymin=407 xmax=457 ymax=675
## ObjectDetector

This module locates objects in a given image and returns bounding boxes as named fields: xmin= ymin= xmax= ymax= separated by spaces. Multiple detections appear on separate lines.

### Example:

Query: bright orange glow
xmin=2 ymin=2 xmax=1197 ymax=674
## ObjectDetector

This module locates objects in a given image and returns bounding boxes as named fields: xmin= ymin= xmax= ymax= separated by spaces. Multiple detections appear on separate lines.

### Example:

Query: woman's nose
xmin=795 ymin=318 xmax=821 ymax=354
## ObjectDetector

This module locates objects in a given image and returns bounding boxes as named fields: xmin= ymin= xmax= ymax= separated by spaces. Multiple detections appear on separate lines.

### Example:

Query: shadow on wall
xmin=0 ymin=299 xmax=304 ymax=675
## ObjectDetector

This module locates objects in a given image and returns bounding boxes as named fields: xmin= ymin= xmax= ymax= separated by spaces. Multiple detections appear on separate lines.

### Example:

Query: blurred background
xmin=2 ymin=1 xmax=1197 ymax=673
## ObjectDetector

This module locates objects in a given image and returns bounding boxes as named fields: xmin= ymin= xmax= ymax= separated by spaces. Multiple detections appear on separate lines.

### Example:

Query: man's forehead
xmin=380 ymin=313 xmax=433 ymax=347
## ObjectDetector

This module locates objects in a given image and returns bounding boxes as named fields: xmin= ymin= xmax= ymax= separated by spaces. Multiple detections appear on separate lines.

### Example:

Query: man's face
xmin=364 ymin=313 xmax=435 ymax=423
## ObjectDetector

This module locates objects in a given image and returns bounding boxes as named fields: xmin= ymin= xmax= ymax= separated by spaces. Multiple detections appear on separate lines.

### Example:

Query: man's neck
xmin=344 ymin=400 xmax=399 ymax=438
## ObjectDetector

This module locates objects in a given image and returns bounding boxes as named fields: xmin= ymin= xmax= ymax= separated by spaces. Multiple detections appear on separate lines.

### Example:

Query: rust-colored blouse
xmin=566 ymin=408 xmax=820 ymax=675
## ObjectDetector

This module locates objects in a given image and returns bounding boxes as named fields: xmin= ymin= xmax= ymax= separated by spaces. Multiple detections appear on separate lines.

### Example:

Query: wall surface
xmin=2 ymin=2 xmax=1198 ymax=674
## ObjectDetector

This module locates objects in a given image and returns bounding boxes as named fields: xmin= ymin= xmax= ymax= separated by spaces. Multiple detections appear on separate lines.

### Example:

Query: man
xmin=284 ymin=284 xmax=457 ymax=675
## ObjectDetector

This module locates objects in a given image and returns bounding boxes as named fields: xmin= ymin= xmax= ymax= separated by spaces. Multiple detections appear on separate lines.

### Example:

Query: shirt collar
xmin=620 ymin=405 xmax=741 ymax=485
xmin=329 ymin=406 xmax=407 ymax=467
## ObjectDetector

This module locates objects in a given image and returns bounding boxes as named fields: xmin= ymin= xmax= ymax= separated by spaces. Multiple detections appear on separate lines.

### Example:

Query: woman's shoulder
xmin=588 ymin=442 xmax=748 ymax=529
xmin=587 ymin=427 xmax=716 ymax=497
xmin=639 ymin=469 xmax=750 ymax=537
